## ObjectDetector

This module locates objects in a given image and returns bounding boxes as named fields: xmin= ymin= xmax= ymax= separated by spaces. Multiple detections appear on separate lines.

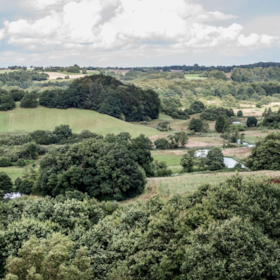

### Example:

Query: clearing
xmin=0 ymin=107 xmax=159 ymax=137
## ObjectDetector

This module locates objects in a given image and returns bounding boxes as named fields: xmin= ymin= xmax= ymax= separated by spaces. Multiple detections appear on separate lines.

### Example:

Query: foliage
xmin=156 ymin=121 xmax=170 ymax=132
xmin=187 ymin=101 xmax=205 ymax=115
xmin=206 ymin=147 xmax=225 ymax=170
xmin=0 ymin=172 xmax=13 ymax=198
xmin=39 ymin=136 xmax=147 ymax=200
xmin=9 ymin=89 xmax=25 ymax=101
xmin=237 ymin=110 xmax=243 ymax=117
xmin=154 ymin=138 xmax=169 ymax=150
xmin=39 ymin=75 xmax=160 ymax=122
xmin=0 ymin=91 xmax=16 ymax=111
xmin=250 ymin=133 xmax=280 ymax=170
xmin=3 ymin=233 xmax=92 ymax=280
xmin=181 ymin=149 xmax=196 ymax=172
xmin=215 ymin=116 xmax=230 ymax=133
xmin=153 ymin=161 xmax=172 ymax=177
xmin=20 ymin=92 xmax=38 ymax=108
xmin=188 ymin=118 xmax=208 ymax=133
xmin=0 ymin=157 xmax=11 ymax=167
xmin=246 ymin=117 xmax=258 ymax=127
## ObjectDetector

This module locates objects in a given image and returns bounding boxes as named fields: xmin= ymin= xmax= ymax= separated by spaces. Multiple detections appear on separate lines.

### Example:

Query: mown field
xmin=0 ymin=107 xmax=159 ymax=137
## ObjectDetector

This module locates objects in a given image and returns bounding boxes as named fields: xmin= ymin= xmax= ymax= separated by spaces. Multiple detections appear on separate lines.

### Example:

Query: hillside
xmin=0 ymin=106 xmax=159 ymax=137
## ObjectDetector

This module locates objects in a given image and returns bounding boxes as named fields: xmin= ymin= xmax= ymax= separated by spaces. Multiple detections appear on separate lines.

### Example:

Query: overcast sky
xmin=0 ymin=0 xmax=279 ymax=67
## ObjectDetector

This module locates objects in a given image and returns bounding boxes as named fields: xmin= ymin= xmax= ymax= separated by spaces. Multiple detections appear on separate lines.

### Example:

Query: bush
xmin=0 ymin=92 xmax=16 ymax=111
xmin=247 ymin=117 xmax=258 ymax=127
xmin=20 ymin=92 xmax=38 ymax=108
xmin=157 ymin=121 xmax=170 ymax=132
xmin=153 ymin=161 xmax=172 ymax=177
xmin=188 ymin=118 xmax=203 ymax=132
xmin=16 ymin=159 xmax=27 ymax=167
xmin=53 ymin=125 xmax=72 ymax=141
xmin=237 ymin=110 xmax=243 ymax=117
xmin=154 ymin=138 xmax=169 ymax=149
xmin=0 ymin=157 xmax=11 ymax=167
xmin=206 ymin=147 xmax=225 ymax=170
xmin=9 ymin=89 xmax=25 ymax=101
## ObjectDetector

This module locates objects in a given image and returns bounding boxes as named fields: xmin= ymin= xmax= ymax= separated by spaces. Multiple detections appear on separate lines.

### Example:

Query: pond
xmin=195 ymin=149 xmax=246 ymax=169
xmin=237 ymin=139 xmax=255 ymax=148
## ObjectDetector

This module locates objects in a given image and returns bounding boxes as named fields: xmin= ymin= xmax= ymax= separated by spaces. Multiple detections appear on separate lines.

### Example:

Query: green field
xmin=147 ymin=170 xmax=280 ymax=198
xmin=0 ymin=167 xmax=26 ymax=182
xmin=0 ymin=107 xmax=160 ymax=137
xmin=185 ymin=74 xmax=207 ymax=80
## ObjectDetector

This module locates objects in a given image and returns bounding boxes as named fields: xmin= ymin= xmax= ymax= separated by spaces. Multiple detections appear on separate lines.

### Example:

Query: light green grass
xmin=148 ymin=170 xmax=280 ymax=197
xmin=152 ymin=152 xmax=182 ymax=167
xmin=0 ymin=107 xmax=159 ymax=137
xmin=0 ymin=113 xmax=9 ymax=133
xmin=185 ymin=74 xmax=207 ymax=80
xmin=0 ymin=167 xmax=26 ymax=182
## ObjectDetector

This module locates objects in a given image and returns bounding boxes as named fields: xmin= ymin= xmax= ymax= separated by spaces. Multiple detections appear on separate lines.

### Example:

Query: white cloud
xmin=0 ymin=0 xmax=278 ymax=65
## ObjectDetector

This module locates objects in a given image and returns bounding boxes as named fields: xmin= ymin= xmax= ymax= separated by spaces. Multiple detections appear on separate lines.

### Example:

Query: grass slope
xmin=0 ymin=167 xmax=26 ymax=182
xmin=0 ymin=107 xmax=159 ymax=137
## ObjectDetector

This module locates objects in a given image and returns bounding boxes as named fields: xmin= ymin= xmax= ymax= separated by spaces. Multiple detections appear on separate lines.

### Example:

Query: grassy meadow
xmin=0 ymin=167 xmax=26 ymax=182
xmin=0 ymin=107 xmax=160 ymax=137
xmin=185 ymin=74 xmax=207 ymax=80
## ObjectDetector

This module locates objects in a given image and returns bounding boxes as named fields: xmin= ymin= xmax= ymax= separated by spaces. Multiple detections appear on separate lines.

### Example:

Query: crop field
xmin=0 ymin=107 xmax=160 ymax=137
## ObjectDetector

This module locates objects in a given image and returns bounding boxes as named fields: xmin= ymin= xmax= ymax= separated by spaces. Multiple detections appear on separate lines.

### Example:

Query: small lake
xmin=195 ymin=149 xmax=246 ymax=169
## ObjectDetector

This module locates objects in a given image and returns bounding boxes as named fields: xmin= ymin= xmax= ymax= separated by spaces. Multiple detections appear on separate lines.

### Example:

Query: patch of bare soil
xmin=46 ymin=72 xmax=88 ymax=80
xmin=222 ymin=147 xmax=252 ymax=158
xmin=234 ymin=108 xmax=262 ymax=117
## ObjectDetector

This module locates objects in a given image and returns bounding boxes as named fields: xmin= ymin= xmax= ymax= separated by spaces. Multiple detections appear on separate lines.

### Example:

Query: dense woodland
xmin=1 ymin=176 xmax=280 ymax=279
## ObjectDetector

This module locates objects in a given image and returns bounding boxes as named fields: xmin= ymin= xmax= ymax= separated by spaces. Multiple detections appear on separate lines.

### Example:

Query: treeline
xmin=0 ymin=125 xmax=103 ymax=167
xmin=232 ymin=67 xmax=280 ymax=82
xmin=0 ymin=71 xmax=48 ymax=88
xmin=1 ymin=176 xmax=280 ymax=279
xmin=39 ymin=75 xmax=160 ymax=122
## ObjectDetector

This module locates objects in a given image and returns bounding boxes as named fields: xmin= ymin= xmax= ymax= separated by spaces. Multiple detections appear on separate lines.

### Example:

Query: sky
xmin=0 ymin=0 xmax=279 ymax=67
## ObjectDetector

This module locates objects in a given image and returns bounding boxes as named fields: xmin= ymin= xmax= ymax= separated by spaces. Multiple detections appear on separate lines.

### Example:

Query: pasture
xmin=141 ymin=170 xmax=280 ymax=201
xmin=0 ymin=167 xmax=26 ymax=182
xmin=185 ymin=74 xmax=207 ymax=80
xmin=0 ymin=107 xmax=160 ymax=137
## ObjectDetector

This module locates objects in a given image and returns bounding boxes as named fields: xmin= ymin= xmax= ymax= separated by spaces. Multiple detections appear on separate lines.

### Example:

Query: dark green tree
xmin=53 ymin=125 xmax=72 ymax=141
xmin=246 ymin=117 xmax=258 ymax=127
xmin=20 ymin=92 xmax=38 ymax=108
xmin=181 ymin=149 xmax=196 ymax=172
xmin=237 ymin=110 xmax=243 ymax=117
xmin=188 ymin=118 xmax=203 ymax=132
xmin=0 ymin=172 xmax=13 ymax=198
xmin=206 ymin=147 xmax=225 ymax=170
xmin=9 ymin=89 xmax=25 ymax=101
xmin=215 ymin=116 xmax=229 ymax=133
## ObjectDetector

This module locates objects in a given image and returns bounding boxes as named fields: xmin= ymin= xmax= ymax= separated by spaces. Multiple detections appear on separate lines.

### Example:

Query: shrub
xmin=0 ymin=157 xmax=11 ymax=167
xmin=247 ymin=117 xmax=258 ymax=127
xmin=20 ymin=92 xmax=38 ymax=108
xmin=16 ymin=159 xmax=27 ymax=167
xmin=157 ymin=121 xmax=170 ymax=132
xmin=154 ymin=138 xmax=169 ymax=149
